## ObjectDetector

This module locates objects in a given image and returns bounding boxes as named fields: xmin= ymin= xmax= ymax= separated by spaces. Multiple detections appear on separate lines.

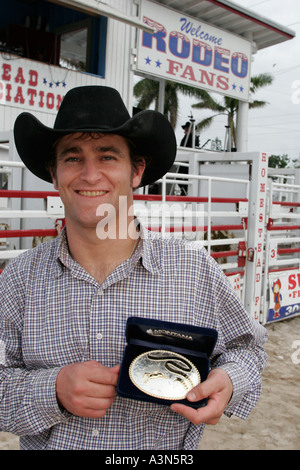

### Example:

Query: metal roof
xmin=155 ymin=0 xmax=295 ymax=50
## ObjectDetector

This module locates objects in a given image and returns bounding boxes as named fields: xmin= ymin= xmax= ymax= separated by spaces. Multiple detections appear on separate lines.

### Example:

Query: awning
xmin=51 ymin=0 xmax=295 ymax=50
xmin=156 ymin=0 xmax=295 ymax=50
xmin=48 ymin=0 xmax=154 ymax=32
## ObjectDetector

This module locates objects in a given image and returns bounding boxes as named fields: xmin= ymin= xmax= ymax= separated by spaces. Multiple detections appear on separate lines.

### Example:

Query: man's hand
xmin=56 ymin=361 xmax=120 ymax=418
xmin=170 ymin=368 xmax=233 ymax=425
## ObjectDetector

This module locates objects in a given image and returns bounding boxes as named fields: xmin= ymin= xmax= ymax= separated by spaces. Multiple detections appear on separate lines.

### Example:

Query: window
xmin=56 ymin=20 xmax=91 ymax=72
xmin=60 ymin=27 xmax=88 ymax=71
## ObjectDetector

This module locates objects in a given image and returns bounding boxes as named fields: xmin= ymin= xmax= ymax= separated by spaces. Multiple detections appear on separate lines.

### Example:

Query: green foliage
xmin=133 ymin=78 xmax=209 ymax=129
xmin=192 ymin=73 xmax=274 ymax=149
xmin=133 ymin=74 xmax=274 ymax=149
xmin=268 ymin=154 xmax=290 ymax=168
xmin=268 ymin=154 xmax=300 ymax=169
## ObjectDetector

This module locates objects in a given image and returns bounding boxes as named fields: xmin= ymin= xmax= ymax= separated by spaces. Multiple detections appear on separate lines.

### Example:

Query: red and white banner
xmin=0 ymin=58 xmax=76 ymax=114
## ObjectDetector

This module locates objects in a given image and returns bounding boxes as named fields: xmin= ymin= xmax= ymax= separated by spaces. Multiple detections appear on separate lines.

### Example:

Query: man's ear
xmin=132 ymin=159 xmax=146 ymax=189
xmin=50 ymin=170 xmax=58 ymax=190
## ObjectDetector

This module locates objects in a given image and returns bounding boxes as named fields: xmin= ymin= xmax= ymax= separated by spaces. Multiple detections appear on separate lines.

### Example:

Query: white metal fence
xmin=261 ymin=169 xmax=300 ymax=324
xmin=1 ymin=142 xmax=299 ymax=325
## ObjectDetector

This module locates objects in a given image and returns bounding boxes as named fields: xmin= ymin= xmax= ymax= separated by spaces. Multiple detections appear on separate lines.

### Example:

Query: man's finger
xmin=89 ymin=363 xmax=120 ymax=386
xmin=170 ymin=369 xmax=233 ymax=425
xmin=186 ymin=368 xmax=233 ymax=403
xmin=185 ymin=379 xmax=214 ymax=403
xmin=170 ymin=401 xmax=215 ymax=425
xmin=170 ymin=397 xmax=221 ymax=426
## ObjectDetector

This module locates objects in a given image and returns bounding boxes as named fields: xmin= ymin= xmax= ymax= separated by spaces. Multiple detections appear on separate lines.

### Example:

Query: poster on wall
xmin=137 ymin=0 xmax=252 ymax=101
xmin=268 ymin=270 xmax=300 ymax=323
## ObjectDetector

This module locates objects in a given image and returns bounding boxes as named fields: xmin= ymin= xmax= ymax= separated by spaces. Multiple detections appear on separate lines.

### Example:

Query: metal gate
xmin=262 ymin=167 xmax=300 ymax=324
xmin=134 ymin=148 xmax=269 ymax=322
xmin=1 ymin=130 xmax=299 ymax=325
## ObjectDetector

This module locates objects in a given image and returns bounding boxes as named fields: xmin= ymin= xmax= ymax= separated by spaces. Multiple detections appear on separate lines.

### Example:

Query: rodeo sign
xmin=136 ymin=0 xmax=252 ymax=101
xmin=268 ymin=270 xmax=300 ymax=323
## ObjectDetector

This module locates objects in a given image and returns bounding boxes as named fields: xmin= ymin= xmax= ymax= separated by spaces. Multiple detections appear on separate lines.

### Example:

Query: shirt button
xmin=96 ymin=332 xmax=103 ymax=340
xmin=97 ymin=289 xmax=104 ymax=296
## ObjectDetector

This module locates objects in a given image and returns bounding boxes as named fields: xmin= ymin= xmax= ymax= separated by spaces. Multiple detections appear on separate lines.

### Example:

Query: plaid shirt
xmin=0 ymin=226 xmax=267 ymax=450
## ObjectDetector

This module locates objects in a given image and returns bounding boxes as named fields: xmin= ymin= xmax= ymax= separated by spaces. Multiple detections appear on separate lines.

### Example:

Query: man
xmin=180 ymin=121 xmax=194 ymax=148
xmin=0 ymin=86 xmax=267 ymax=450
xmin=178 ymin=121 xmax=199 ymax=195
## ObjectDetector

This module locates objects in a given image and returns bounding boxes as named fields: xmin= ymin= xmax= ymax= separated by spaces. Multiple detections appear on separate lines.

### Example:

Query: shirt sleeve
xmin=0 ymin=262 xmax=70 ymax=436
xmin=209 ymin=266 xmax=268 ymax=420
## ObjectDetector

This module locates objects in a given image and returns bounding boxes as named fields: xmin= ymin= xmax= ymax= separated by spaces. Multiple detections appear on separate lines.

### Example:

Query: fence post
xmin=244 ymin=152 xmax=268 ymax=321
xmin=161 ymin=174 xmax=167 ymax=238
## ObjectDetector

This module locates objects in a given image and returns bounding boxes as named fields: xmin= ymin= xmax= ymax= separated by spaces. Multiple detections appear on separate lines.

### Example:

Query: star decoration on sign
xmin=42 ymin=78 xmax=68 ymax=88
xmin=231 ymin=83 xmax=245 ymax=93
xmin=144 ymin=56 xmax=163 ymax=68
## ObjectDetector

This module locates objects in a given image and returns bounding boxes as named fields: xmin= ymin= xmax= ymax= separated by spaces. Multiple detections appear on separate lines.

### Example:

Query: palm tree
xmin=192 ymin=73 xmax=273 ymax=150
xmin=133 ymin=78 xmax=208 ymax=129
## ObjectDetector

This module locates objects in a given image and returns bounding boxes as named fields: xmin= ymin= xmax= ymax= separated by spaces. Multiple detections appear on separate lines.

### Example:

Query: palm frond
xmin=250 ymin=73 xmax=273 ymax=94
xmin=165 ymin=84 xmax=179 ymax=128
xmin=132 ymin=72 xmax=273 ymax=138
xmin=196 ymin=114 xmax=225 ymax=131
xmin=133 ymin=78 xmax=159 ymax=110
xmin=176 ymin=83 xmax=211 ymax=100
xmin=192 ymin=95 xmax=225 ymax=112
xmin=249 ymin=99 xmax=269 ymax=109
xmin=224 ymin=95 xmax=238 ymax=112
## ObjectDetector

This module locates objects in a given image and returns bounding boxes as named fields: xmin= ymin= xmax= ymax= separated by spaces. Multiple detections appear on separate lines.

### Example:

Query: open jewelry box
xmin=117 ymin=317 xmax=218 ymax=409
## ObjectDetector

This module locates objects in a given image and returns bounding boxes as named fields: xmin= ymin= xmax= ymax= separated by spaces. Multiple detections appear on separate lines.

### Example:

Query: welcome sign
xmin=137 ymin=0 xmax=252 ymax=101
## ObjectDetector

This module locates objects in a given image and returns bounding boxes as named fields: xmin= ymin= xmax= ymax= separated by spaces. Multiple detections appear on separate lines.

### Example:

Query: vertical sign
xmin=244 ymin=152 xmax=268 ymax=320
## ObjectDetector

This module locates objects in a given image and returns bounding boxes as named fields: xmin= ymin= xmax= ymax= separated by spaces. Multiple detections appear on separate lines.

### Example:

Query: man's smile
xmin=76 ymin=190 xmax=109 ymax=197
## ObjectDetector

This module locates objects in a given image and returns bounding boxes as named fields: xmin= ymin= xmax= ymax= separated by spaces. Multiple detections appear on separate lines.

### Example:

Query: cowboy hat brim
xmin=13 ymin=109 xmax=177 ymax=187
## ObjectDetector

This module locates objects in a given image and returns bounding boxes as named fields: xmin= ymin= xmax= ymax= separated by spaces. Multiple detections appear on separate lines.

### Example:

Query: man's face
xmin=52 ymin=133 xmax=145 ymax=232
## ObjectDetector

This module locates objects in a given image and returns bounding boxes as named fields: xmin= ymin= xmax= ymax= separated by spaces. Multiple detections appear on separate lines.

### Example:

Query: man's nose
xmin=79 ymin=159 xmax=103 ymax=183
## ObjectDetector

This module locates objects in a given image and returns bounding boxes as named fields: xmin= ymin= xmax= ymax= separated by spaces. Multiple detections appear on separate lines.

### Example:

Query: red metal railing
xmin=0 ymin=190 xmax=249 ymax=273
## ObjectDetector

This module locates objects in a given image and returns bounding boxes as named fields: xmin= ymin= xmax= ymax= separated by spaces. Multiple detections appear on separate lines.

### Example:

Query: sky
xmin=174 ymin=0 xmax=300 ymax=163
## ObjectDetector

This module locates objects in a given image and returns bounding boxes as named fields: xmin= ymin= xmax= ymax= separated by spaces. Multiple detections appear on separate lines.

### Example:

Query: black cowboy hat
xmin=13 ymin=85 xmax=177 ymax=187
